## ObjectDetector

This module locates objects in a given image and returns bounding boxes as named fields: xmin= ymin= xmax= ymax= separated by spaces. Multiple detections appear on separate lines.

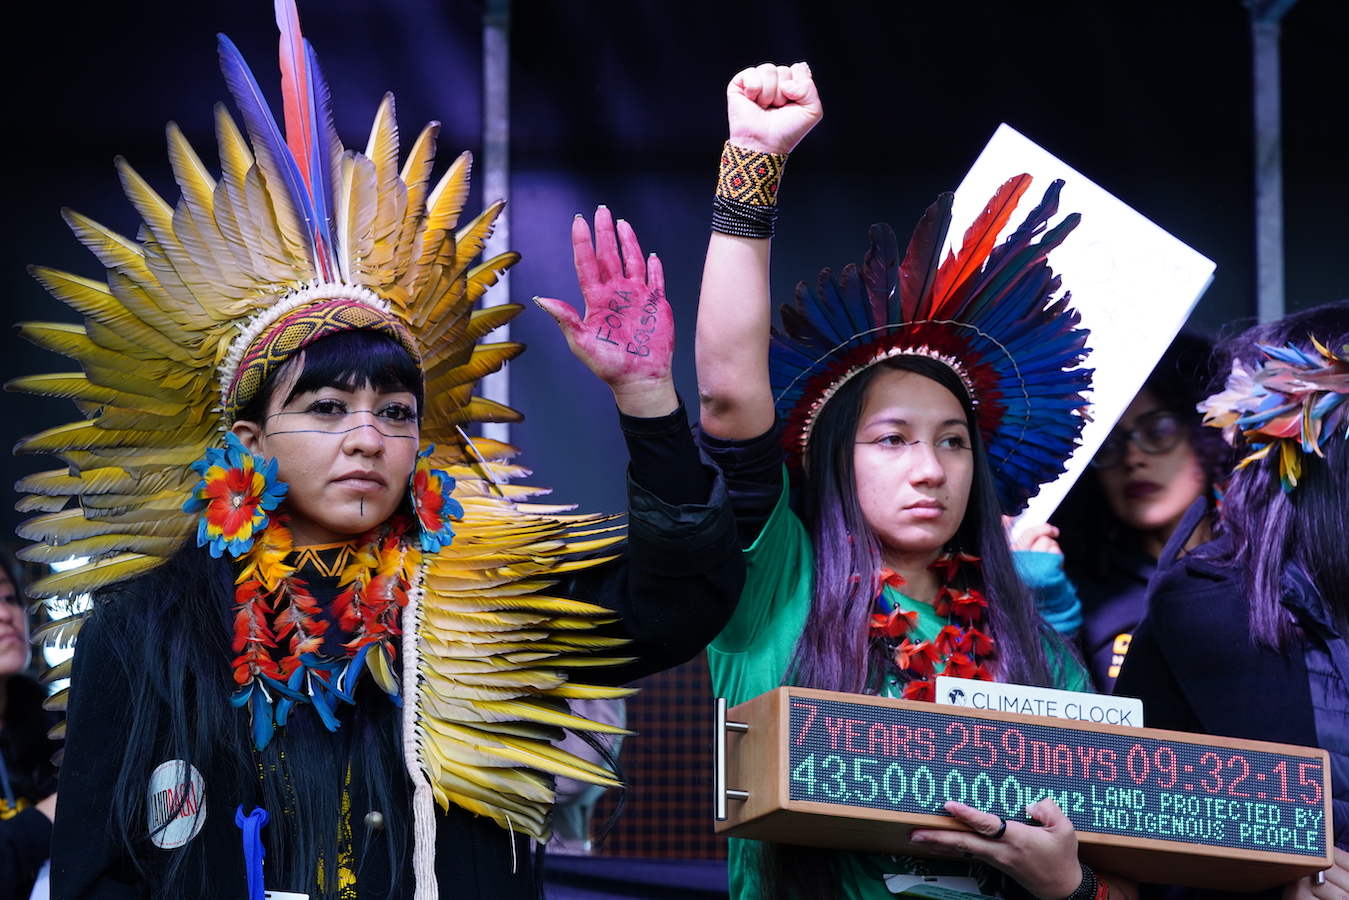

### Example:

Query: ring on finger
xmin=989 ymin=816 xmax=1007 ymax=840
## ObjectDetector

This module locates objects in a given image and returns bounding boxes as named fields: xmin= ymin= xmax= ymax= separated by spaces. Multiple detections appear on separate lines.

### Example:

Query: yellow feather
xmin=422 ymin=659 xmax=564 ymax=688
xmin=367 ymin=644 xmax=400 ymax=695
xmin=40 ymin=658 xmax=73 ymax=684
xmin=461 ymin=252 xmax=519 ymax=308
xmin=166 ymin=122 xmax=218 ymax=211
xmin=31 ymin=612 xmax=87 ymax=649
xmin=388 ymin=122 xmax=441 ymax=286
xmin=422 ymin=592 xmax=614 ymax=617
xmin=19 ymin=534 xmax=183 ymax=564
xmin=453 ymin=201 xmax=505 ymax=270
xmin=5 ymin=375 xmax=180 ymax=417
xmin=335 ymin=152 xmax=379 ymax=284
xmin=431 ymin=759 xmax=555 ymax=806
xmin=243 ymin=168 xmax=310 ymax=276
xmin=17 ymin=508 xmax=190 ymax=543
xmin=362 ymin=93 xmax=406 ymax=279
xmin=27 ymin=552 xmax=163 ymax=600
xmin=114 ymin=157 xmax=175 ymax=243
xmin=28 ymin=268 xmax=203 ymax=366
xmin=427 ymin=761 xmax=553 ymax=820
xmin=429 ymin=396 xmax=523 ymax=430
xmin=425 ymin=343 xmax=523 ymax=391
xmin=16 ymin=418 xmax=214 ymax=455
xmin=56 ymin=445 xmax=208 ymax=470
xmin=59 ymin=209 xmax=143 ymax=271
xmin=420 ymin=692 xmax=629 ymax=735
xmin=15 ymin=495 xmax=69 ymax=513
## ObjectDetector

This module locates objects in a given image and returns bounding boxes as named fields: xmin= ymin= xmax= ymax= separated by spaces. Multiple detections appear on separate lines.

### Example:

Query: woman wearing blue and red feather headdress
xmin=693 ymin=62 xmax=1134 ymax=900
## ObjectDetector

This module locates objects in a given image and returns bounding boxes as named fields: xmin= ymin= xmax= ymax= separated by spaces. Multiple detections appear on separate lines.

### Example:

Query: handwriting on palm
xmin=539 ymin=209 xmax=673 ymax=389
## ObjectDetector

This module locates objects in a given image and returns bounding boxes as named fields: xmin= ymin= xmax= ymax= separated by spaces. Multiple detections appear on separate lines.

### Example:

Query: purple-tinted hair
xmin=1204 ymin=300 xmax=1349 ymax=650
xmin=762 ymin=355 xmax=1074 ymax=898
xmin=790 ymin=355 xmax=1068 ymax=692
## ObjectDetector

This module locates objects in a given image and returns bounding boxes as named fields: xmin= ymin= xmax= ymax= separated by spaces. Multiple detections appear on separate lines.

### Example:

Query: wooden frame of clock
xmin=713 ymin=687 xmax=1331 ymax=891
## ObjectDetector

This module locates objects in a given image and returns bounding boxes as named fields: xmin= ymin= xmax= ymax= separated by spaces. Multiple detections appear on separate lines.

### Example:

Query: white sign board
xmin=949 ymin=124 xmax=1216 ymax=535
xmin=935 ymin=675 xmax=1144 ymax=728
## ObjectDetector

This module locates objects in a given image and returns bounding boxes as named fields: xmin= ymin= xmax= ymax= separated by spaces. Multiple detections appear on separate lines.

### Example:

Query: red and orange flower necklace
xmin=230 ymin=513 xmax=422 ymax=751
xmin=869 ymin=551 xmax=995 ymax=702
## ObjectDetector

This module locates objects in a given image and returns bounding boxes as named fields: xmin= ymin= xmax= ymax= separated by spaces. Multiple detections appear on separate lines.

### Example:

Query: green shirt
xmin=708 ymin=481 xmax=1090 ymax=900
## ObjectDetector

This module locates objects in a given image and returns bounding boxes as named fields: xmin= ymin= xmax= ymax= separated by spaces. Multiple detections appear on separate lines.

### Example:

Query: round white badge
xmin=147 ymin=760 xmax=207 ymax=849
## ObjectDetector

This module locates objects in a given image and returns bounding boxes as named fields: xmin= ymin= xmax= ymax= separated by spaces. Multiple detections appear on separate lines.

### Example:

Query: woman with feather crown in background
xmin=12 ymin=2 xmax=742 ymax=897
xmin=692 ymin=62 xmax=1136 ymax=900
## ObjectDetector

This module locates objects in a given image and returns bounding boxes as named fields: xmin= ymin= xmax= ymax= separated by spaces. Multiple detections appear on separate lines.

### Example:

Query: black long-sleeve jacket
xmin=50 ymin=404 xmax=743 ymax=899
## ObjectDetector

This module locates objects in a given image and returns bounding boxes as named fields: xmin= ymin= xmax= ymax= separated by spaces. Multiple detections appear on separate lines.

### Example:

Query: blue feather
xmin=216 ymin=34 xmax=320 ymax=267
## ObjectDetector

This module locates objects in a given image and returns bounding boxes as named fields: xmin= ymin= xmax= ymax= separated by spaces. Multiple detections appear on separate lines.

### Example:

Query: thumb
xmin=534 ymin=296 xmax=583 ymax=339
xmin=1027 ymin=797 xmax=1069 ymax=827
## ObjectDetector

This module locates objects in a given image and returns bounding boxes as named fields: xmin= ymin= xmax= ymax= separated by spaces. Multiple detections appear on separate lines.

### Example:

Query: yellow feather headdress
xmin=9 ymin=0 xmax=629 ymax=879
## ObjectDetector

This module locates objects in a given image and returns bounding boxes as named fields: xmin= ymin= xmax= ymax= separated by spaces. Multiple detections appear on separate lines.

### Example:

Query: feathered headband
xmin=8 ymin=0 xmax=634 ymax=876
xmin=1197 ymin=337 xmax=1349 ymax=492
xmin=771 ymin=175 xmax=1093 ymax=515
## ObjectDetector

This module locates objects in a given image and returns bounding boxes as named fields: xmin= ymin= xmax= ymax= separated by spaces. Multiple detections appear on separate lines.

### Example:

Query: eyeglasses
xmin=1090 ymin=409 xmax=1185 ymax=469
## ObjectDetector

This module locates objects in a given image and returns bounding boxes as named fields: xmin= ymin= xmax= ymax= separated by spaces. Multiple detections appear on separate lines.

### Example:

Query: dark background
xmin=4 ymin=0 xmax=1347 ymax=543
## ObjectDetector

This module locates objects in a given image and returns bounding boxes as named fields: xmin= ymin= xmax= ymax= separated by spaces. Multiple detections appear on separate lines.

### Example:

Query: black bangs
xmin=284 ymin=330 xmax=424 ymax=411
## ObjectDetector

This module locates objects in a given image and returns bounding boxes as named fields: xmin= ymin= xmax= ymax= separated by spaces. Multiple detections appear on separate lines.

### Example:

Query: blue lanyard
xmin=235 ymin=805 xmax=270 ymax=900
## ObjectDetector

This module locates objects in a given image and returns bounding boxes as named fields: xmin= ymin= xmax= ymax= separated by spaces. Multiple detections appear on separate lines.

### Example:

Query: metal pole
xmin=1247 ymin=0 xmax=1298 ymax=323
xmin=481 ymin=0 xmax=512 ymax=442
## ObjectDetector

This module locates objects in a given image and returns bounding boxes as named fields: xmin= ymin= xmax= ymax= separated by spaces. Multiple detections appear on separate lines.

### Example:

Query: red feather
xmin=275 ymin=0 xmax=313 ymax=194
xmin=928 ymin=174 xmax=1033 ymax=314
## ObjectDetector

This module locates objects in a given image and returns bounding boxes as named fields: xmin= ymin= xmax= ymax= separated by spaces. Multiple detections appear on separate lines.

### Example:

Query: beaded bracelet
xmin=712 ymin=141 xmax=787 ymax=239
xmin=1061 ymin=863 xmax=1099 ymax=900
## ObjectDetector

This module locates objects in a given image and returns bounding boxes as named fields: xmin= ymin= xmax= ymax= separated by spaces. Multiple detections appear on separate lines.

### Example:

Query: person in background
xmin=1115 ymin=300 xmax=1349 ymax=899
xmin=1 ymin=549 xmax=60 ymax=900
xmin=1051 ymin=333 xmax=1231 ymax=693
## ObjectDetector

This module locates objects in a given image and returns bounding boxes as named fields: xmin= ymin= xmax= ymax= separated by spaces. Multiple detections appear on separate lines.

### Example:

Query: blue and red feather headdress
xmin=770 ymin=175 xmax=1093 ymax=515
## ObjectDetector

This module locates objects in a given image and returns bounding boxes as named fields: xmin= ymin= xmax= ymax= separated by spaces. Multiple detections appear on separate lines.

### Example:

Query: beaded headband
xmin=220 ymin=286 xmax=421 ymax=423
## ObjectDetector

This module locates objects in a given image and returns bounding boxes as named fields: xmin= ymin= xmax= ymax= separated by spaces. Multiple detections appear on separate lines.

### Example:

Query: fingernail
xmin=598 ymin=204 xmax=608 ymax=210
xmin=908 ymin=834 xmax=926 ymax=844
xmin=617 ymin=218 xmax=627 ymax=225
xmin=575 ymin=213 xmax=584 ymax=219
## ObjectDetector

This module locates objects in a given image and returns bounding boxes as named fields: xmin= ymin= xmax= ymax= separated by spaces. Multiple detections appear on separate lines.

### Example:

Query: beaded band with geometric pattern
xmin=712 ymin=141 xmax=788 ymax=239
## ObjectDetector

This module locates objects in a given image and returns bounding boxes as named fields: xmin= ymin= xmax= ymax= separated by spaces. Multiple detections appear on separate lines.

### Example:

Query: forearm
xmin=695 ymin=231 xmax=776 ymax=439
xmin=619 ymin=402 xmax=710 ymax=507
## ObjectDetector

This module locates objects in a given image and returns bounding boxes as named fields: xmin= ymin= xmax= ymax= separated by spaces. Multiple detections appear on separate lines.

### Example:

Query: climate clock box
xmin=713 ymin=687 xmax=1330 ymax=891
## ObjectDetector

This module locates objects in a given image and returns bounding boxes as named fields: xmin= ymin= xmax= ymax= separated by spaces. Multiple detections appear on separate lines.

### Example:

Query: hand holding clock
xmin=910 ymin=797 xmax=1137 ymax=900
xmin=1284 ymin=848 xmax=1349 ymax=900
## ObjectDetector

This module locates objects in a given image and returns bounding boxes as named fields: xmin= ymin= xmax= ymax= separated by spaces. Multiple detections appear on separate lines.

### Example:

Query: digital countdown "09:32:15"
xmin=787 ymin=698 xmax=1326 ymax=855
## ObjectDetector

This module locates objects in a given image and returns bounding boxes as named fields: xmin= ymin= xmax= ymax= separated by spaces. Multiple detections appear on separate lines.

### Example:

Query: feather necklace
xmin=868 ymin=551 xmax=996 ymax=702
xmin=230 ymin=514 xmax=422 ymax=750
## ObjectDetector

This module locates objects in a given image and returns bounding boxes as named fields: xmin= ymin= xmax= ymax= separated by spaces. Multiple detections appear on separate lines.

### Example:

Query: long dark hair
xmin=764 ymin=355 xmax=1072 ymax=898
xmin=791 ymin=355 xmax=1063 ymax=692
xmin=93 ymin=328 xmax=422 ymax=898
xmin=1203 ymin=301 xmax=1349 ymax=650
xmin=1052 ymin=331 xmax=1232 ymax=576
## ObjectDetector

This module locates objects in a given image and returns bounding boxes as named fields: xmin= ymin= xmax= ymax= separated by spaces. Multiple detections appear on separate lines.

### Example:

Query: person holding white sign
xmin=694 ymin=62 xmax=1133 ymax=900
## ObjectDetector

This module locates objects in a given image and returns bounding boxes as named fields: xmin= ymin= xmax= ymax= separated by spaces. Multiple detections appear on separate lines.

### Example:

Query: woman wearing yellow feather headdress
xmin=12 ymin=3 xmax=742 ymax=898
